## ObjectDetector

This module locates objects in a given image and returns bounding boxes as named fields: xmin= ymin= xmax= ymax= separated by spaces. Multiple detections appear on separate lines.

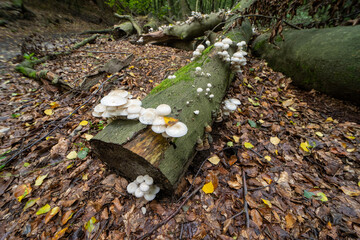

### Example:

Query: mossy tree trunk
xmin=91 ymin=20 xmax=253 ymax=193
xmin=252 ymin=25 xmax=360 ymax=104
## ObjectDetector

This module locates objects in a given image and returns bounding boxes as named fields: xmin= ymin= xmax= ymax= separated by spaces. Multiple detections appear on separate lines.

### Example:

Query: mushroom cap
xmin=205 ymin=40 xmax=210 ymax=45
xmin=214 ymin=42 xmax=224 ymax=48
xmin=233 ymin=52 xmax=245 ymax=58
xmin=139 ymin=108 xmax=157 ymax=125
xmin=195 ymin=67 xmax=202 ymax=72
xmin=144 ymin=193 xmax=156 ymax=201
xmin=102 ymin=111 xmax=113 ymax=118
xmin=127 ymin=105 xmax=142 ymax=114
xmin=140 ymin=182 xmax=150 ymax=192
xmin=194 ymin=110 xmax=200 ymax=115
xmin=207 ymin=83 xmax=212 ymax=87
xmin=222 ymin=38 xmax=233 ymax=45
xmin=224 ymin=101 xmax=237 ymax=111
xmin=197 ymin=88 xmax=203 ymax=93
xmin=229 ymin=98 xmax=241 ymax=105
xmin=209 ymin=94 xmax=214 ymax=98
xmin=92 ymin=111 xmax=102 ymax=117
xmin=101 ymin=95 xmax=127 ymax=107
xmin=144 ymin=175 xmax=154 ymax=185
xmin=193 ymin=51 xmax=201 ymax=57
xmin=149 ymin=185 xmax=160 ymax=194
xmin=127 ymin=182 xmax=138 ymax=194
xmin=206 ymin=88 xmax=210 ymax=92
xmin=108 ymin=89 xmax=129 ymax=98
xmin=112 ymin=108 xmax=128 ymax=116
xmin=127 ymin=113 xmax=140 ymax=119
xmin=152 ymin=116 xmax=166 ymax=125
xmin=151 ymin=124 xmax=167 ymax=133
xmin=134 ymin=188 xmax=144 ymax=198
xmin=136 ymin=175 xmax=144 ymax=184
xmin=197 ymin=44 xmax=205 ymax=51
xmin=155 ymin=104 xmax=171 ymax=116
xmin=94 ymin=104 xmax=106 ymax=113
xmin=222 ymin=43 xmax=229 ymax=50
xmin=165 ymin=122 xmax=188 ymax=138
xmin=125 ymin=99 xmax=142 ymax=107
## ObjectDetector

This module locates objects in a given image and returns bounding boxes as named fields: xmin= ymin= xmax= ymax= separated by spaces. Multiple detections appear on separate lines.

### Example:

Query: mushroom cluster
xmin=92 ymin=89 xmax=188 ymax=138
xmin=192 ymin=44 xmax=205 ymax=59
xmin=222 ymin=98 xmax=241 ymax=116
xmin=231 ymin=41 xmax=247 ymax=72
xmin=126 ymin=175 xmax=160 ymax=201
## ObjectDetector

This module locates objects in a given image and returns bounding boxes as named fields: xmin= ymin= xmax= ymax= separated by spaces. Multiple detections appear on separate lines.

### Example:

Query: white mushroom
xmin=125 ymin=99 xmax=142 ymax=107
xmin=224 ymin=101 xmax=237 ymax=111
xmin=144 ymin=175 xmax=154 ymax=185
xmin=139 ymin=108 xmax=157 ymax=125
xmin=197 ymin=44 xmax=205 ymax=51
xmin=195 ymin=67 xmax=202 ymax=72
xmin=207 ymin=83 xmax=212 ymax=87
xmin=194 ymin=110 xmax=200 ymax=115
xmin=229 ymin=98 xmax=241 ymax=105
xmin=165 ymin=122 xmax=188 ymax=138
xmin=108 ymin=89 xmax=129 ymax=98
xmin=151 ymin=124 xmax=167 ymax=133
xmin=102 ymin=111 xmax=113 ymax=118
xmin=127 ymin=182 xmax=138 ymax=194
xmin=92 ymin=111 xmax=102 ymax=117
xmin=136 ymin=175 xmax=145 ymax=184
xmin=209 ymin=94 xmax=214 ymax=99
xmin=156 ymin=104 xmax=171 ymax=116
xmin=205 ymin=40 xmax=210 ymax=45
xmin=94 ymin=104 xmax=106 ymax=113
xmin=135 ymin=188 xmax=144 ymax=198
xmin=127 ymin=113 xmax=140 ymax=119
xmin=101 ymin=95 xmax=127 ymax=107
xmin=144 ymin=193 xmax=156 ymax=201
xmin=214 ymin=42 xmax=224 ymax=48
xmin=197 ymin=88 xmax=203 ymax=93
xmin=140 ymin=182 xmax=150 ymax=192
xmin=152 ymin=116 xmax=166 ymax=125
xmin=222 ymin=38 xmax=233 ymax=45
xmin=127 ymin=105 xmax=142 ymax=114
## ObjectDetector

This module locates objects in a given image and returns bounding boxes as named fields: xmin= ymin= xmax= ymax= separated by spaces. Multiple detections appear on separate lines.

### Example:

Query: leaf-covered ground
xmin=1 ymin=24 xmax=360 ymax=239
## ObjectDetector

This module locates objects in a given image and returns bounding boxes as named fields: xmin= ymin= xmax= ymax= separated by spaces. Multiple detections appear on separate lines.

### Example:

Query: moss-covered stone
xmin=252 ymin=25 xmax=360 ymax=104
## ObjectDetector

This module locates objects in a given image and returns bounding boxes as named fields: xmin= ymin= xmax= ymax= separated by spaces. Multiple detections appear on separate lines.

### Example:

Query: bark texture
xmin=91 ymin=20 xmax=253 ymax=193
xmin=252 ymin=25 xmax=360 ymax=104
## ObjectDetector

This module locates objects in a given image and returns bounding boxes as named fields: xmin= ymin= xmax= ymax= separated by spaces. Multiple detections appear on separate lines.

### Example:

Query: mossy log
xmin=91 ymin=20 xmax=253 ymax=193
xmin=114 ymin=13 xmax=142 ymax=35
xmin=112 ymin=22 xmax=134 ymax=39
xmin=252 ymin=25 xmax=360 ymax=104
xmin=141 ymin=12 xmax=226 ymax=44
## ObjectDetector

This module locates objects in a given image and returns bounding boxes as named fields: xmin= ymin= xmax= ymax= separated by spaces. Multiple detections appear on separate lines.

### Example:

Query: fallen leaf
xmin=285 ymin=213 xmax=296 ymax=229
xmin=325 ymin=117 xmax=333 ymax=122
xmin=84 ymin=134 xmax=93 ymax=141
xmin=282 ymin=99 xmax=294 ymax=107
xmin=79 ymin=120 xmax=88 ymax=126
xmin=316 ymin=192 xmax=328 ymax=202
xmin=270 ymin=136 xmax=280 ymax=145
xmin=202 ymin=182 xmax=214 ymax=194
xmin=227 ymin=180 xmax=241 ymax=189
xmin=45 ymin=206 xmax=60 ymax=224
xmin=244 ymin=142 xmax=254 ymax=149
xmin=233 ymin=135 xmax=240 ymax=143
xmin=66 ymin=151 xmax=77 ymax=159
xmin=36 ymin=204 xmax=51 ymax=215
xmin=315 ymin=132 xmax=323 ymax=137
xmin=208 ymin=155 xmax=220 ymax=165
xmin=264 ymin=155 xmax=271 ymax=161
xmin=340 ymin=186 xmax=360 ymax=196
xmin=23 ymin=198 xmax=40 ymax=211
xmin=347 ymin=148 xmax=355 ymax=153
xmin=14 ymin=183 xmax=32 ymax=202
xmin=84 ymin=216 xmax=97 ymax=233
xmin=61 ymin=210 xmax=75 ymax=225
xmin=163 ymin=116 xmax=178 ymax=126
xmin=35 ymin=174 xmax=48 ymax=186
xmin=300 ymin=142 xmax=310 ymax=152
xmin=262 ymin=198 xmax=272 ymax=208
xmin=50 ymin=102 xmax=60 ymax=108
xmin=77 ymin=147 xmax=89 ymax=159
xmin=44 ymin=109 xmax=53 ymax=116
xmin=52 ymin=227 xmax=68 ymax=240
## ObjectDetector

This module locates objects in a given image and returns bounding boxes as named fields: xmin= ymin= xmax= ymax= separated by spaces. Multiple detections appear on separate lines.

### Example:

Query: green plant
xmin=23 ymin=53 xmax=38 ymax=61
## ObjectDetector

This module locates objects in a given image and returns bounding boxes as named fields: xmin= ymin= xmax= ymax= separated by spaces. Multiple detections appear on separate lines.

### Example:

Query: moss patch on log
xmin=252 ymin=26 xmax=360 ymax=104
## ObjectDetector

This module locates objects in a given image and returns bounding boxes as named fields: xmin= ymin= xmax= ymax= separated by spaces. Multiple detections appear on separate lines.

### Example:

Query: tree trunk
xmin=112 ymin=21 xmax=134 ymax=39
xmin=140 ymin=12 xmax=226 ymax=44
xmin=252 ymin=25 xmax=360 ymax=104
xmin=91 ymin=20 xmax=253 ymax=193
xmin=179 ymin=0 xmax=191 ymax=20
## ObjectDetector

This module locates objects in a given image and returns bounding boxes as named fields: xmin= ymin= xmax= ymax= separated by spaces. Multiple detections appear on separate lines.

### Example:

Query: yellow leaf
xmin=148 ymin=80 xmax=153 ymax=83
xmin=289 ymin=107 xmax=297 ymax=112
xmin=208 ymin=155 xmax=220 ymax=165
xmin=346 ymin=135 xmax=355 ymax=140
xmin=270 ymin=137 xmax=280 ymax=145
xmin=282 ymin=99 xmax=294 ymax=107
xmin=52 ymin=227 xmax=68 ymax=240
xmin=233 ymin=136 xmax=240 ymax=143
xmin=50 ymin=102 xmax=60 ymax=109
xmin=23 ymin=198 xmax=40 ymax=211
xmin=84 ymin=216 xmax=97 ymax=233
xmin=46 ymin=136 xmax=54 ymax=140
xmin=202 ymin=182 xmax=215 ymax=194
xmin=262 ymin=198 xmax=272 ymax=208
xmin=35 ymin=174 xmax=48 ymax=186
xmin=316 ymin=192 xmax=328 ymax=202
xmin=79 ymin=120 xmax=88 ymax=126
xmin=67 ymin=163 xmax=74 ymax=169
xmin=315 ymin=132 xmax=323 ymax=137
xmin=66 ymin=151 xmax=77 ymax=160
xmin=340 ymin=186 xmax=360 ymax=196
xmin=14 ymin=184 xmax=32 ymax=202
xmin=163 ymin=116 xmax=178 ymax=126
xmin=275 ymin=149 xmax=278 ymax=155
xmin=325 ymin=117 xmax=333 ymax=122
xmin=36 ymin=204 xmax=51 ymax=215
xmin=45 ymin=206 xmax=60 ymax=224
xmin=82 ymin=173 xmax=89 ymax=180
xmin=25 ymin=123 xmax=31 ymax=127
xmin=300 ymin=142 xmax=310 ymax=152
xmin=129 ymin=66 xmax=134 ymax=69
xmin=264 ymin=155 xmax=271 ymax=161
xmin=84 ymin=134 xmax=93 ymax=141
xmin=244 ymin=142 xmax=254 ymax=149
xmin=44 ymin=109 xmax=53 ymax=116
xmin=129 ymin=72 xmax=135 ymax=77
xmin=258 ymin=119 xmax=264 ymax=124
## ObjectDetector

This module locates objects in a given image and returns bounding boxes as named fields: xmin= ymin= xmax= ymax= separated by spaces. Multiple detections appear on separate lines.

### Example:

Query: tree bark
xmin=252 ymin=25 xmax=360 ymax=104
xmin=114 ymin=13 xmax=142 ymax=35
xmin=140 ymin=12 xmax=226 ymax=44
xmin=113 ymin=21 xmax=134 ymax=39
xmin=91 ymin=20 xmax=253 ymax=193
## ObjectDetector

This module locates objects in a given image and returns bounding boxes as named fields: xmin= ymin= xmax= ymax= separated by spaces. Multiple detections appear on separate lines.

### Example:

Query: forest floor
xmin=1 ymin=12 xmax=360 ymax=240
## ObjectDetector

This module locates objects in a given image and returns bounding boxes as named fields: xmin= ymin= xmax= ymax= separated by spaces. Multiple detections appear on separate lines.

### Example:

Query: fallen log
xmin=114 ymin=13 xmax=142 ymax=35
xmin=112 ymin=21 xmax=134 ymax=39
xmin=91 ymin=20 xmax=253 ymax=193
xmin=252 ymin=25 xmax=360 ymax=104
xmin=141 ymin=12 xmax=226 ymax=44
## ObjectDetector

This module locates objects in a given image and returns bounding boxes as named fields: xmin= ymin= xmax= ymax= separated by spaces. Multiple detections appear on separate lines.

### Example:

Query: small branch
xmin=242 ymin=170 xmax=250 ymax=229
xmin=137 ymin=182 xmax=204 ymax=240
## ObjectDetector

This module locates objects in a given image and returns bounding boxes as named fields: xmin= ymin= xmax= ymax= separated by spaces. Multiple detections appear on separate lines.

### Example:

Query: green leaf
xmin=248 ymin=119 xmax=257 ymax=128
xmin=24 ymin=162 xmax=30 ymax=167
xmin=304 ymin=190 xmax=315 ymax=199
xmin=84 ymin=216 xmax=97 ymax=233
xmin=36 ymin=204 xmax=51 ymax=215
xmin=77 ymin=147 xmax=89 ymax=159
xmin=227 ymin=141 xmax=234 ymax=147
xmin=316 ymin=192 xmax=328 ymax=202
xmin=24 ymin=198 xmax=40 ymax=211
